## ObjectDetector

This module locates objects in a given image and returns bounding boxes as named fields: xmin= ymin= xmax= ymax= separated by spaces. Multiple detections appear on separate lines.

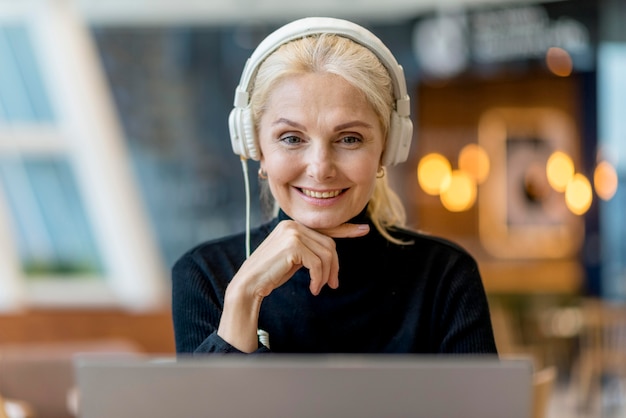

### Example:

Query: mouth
xmin=299 ymin=188 xmax=345 ymax=199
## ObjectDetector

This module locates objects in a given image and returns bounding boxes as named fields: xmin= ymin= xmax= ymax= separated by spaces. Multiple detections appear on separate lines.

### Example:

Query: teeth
xmin=302 ymin=189 xmax=342 ymax=199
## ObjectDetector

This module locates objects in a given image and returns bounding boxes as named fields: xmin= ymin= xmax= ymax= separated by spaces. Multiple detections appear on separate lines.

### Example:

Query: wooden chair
xmin=532 ymin=366 xmax=557 ymax=418
xmin=490 ymin=300 xmax=545 ymax=369
xmin=570 ymin=298 xmax=626 ymax=410
xmin=0 ymin=339 xmax=143 ymax=418
xmin=0 ymin=393 xmax=8 ymax=418
xmin=499 ymin=352 xmax=557 ymax=418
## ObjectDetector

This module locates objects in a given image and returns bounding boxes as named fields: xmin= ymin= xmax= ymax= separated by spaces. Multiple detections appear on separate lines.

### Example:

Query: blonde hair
xmin=251 ymin=34 xmax=409 ymax=244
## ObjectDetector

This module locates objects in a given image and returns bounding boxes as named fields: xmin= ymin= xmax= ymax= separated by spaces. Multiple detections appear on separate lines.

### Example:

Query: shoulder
xmin=177 ymin=231 xmax=245 ymax=264
xmin=381 ymin=226 xmax=482 ymax=282
xmin=172 ymin=218 xmax=277 ymax=273
xmin=388 ymin=226 xmax=477 ymax=263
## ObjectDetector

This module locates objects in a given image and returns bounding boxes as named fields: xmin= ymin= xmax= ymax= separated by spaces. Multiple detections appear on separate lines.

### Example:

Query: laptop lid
xmin=73 ymin=355 xmax=533 ymax=418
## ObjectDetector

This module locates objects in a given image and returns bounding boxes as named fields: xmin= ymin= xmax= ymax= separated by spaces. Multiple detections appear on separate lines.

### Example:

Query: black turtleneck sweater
xmin=172 ymin=210 xmax=498 ymax=355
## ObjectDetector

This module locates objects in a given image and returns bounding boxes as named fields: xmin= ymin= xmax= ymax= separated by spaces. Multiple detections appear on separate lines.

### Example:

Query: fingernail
xmin=357 ymin=224 xmax=370 ymax=230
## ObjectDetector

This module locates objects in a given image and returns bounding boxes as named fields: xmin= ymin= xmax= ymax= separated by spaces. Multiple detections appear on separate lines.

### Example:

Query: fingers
xmin=285 ymin=228 xmax=338 ymax=295
xmin=286 ymin=222 xmax=369 ymax=295
xmin=315 ymin=223 xmax=370 ymax=239
xmin=316 ymin=223 xmax=369 ymax=291
xmin=238 ymin=221 xmax=370 ymax=298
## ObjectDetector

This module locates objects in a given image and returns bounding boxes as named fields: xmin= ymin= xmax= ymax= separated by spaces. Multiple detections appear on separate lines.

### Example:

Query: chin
xmin=294 ymin=213 xmax=347 ymax=230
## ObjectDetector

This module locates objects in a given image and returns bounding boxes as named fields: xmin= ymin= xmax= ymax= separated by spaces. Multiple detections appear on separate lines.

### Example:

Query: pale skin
xmin=218 ymin=72 xmax=385 ymax=352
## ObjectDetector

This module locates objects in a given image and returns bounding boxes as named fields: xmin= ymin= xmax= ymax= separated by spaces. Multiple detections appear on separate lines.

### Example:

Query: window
xmin=0 ymin=2 xmax=165 ymax=310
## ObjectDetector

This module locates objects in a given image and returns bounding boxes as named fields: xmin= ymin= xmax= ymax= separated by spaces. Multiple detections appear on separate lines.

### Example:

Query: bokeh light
xmin=546 ymin=47 xmax=573 ymax=77
xmin=440 ymin=170 xmax=476 ymax=212
xmin=417 ymin=153 xmax=452 ymax=196
xmin=565 ymin=173 xmax=593 ymax=215
xmin=594 ymin=160 xmax=619 ymax=201
xmin=458 ymin=143 xmax=490 ymax=184
xmin=546 ymin=151 xmax=575 ymax=193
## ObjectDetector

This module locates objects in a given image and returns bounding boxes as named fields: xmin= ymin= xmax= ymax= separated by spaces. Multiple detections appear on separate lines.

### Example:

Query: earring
xmin=376 ymin=167 xmax=385 ymax=178
xmin=258 ymin=167 xmax=268 ymax=180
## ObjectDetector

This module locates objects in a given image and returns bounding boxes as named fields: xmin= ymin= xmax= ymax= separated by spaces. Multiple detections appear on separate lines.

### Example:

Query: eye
xmin=279 ymin=135 xmax=304 ymax=145
xmin=339 ymin=135 xmax=363 ymax=145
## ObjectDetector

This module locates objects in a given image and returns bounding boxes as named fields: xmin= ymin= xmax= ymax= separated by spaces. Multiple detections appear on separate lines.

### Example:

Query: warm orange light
xmin=546 ymin=47 xmax=573 ymax=77
xmin=547 ymin=151 xmax=575 ymax=192
xmin=417 ymin=153 xmax=452 ymax=196
xmin=458 ymin=143 xmax=490 ymax=184
xmin=565 ymin=173 xmax=593 ymax=215
xmin=594 ymin=161 xmax=619 ymax=201
xmin=440 ymin=170 xmax=476 ymax=212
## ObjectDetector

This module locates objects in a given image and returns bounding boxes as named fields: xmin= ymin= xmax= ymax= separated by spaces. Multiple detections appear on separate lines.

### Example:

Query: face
xmin=258 ymin=72 xmax=385 ymax=230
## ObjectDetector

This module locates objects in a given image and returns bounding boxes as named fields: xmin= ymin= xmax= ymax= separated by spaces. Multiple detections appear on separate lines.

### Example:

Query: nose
xmin=305 ymin=142 xmax=336 ymax=181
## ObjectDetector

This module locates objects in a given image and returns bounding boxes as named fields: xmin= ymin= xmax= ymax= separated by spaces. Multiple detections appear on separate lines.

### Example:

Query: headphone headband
xmin=234 ymin=17 xmax=410 ymax=116
xmin=229 ymin=17 xmax=413 ymax=165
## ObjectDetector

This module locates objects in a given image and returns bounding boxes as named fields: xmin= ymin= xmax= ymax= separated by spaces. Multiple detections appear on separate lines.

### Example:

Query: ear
xmin=378 ymin=153 xmax=386 ymax=168
xmin=258 ymin=148 xmax=265 ymax=165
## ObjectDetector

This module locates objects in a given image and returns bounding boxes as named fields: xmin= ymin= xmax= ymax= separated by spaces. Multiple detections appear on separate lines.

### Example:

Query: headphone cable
xmin=240 ymin=157 xmax=251 ymax=259
xmin=240 ymin=157 xmax=270 ymax=348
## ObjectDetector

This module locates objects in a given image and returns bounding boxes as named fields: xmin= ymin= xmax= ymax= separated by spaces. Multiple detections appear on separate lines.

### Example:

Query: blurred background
xmin=0 ymin=0 xmax=625 ymax=417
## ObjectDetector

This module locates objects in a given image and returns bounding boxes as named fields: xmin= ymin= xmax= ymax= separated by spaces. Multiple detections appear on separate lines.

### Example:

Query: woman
xmin=172 ymin=17 xmax=498 ymax=355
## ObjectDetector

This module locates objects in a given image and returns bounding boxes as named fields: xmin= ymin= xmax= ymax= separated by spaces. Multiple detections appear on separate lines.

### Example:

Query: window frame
xmin=0 ymin=2 xmax=166 ymax=311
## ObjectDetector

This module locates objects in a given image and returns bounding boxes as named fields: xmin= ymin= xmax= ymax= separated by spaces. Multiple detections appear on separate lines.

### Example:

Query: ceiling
xmin=74 ymin=0 xmax=554 ymax=26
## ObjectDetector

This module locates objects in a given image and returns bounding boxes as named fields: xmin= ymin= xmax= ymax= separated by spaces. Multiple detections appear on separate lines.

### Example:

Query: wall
xmin=0 ymin=309 xmax=175 ymax=353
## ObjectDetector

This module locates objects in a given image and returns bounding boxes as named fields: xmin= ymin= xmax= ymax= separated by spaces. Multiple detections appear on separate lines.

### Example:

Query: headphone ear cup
xmin=228 ymin=106 xmax=260 ymax=160
xmin=382 ymin=111 xmax=413 ymax=166
xmin=240 ymin=107 xmax=260 ymax=160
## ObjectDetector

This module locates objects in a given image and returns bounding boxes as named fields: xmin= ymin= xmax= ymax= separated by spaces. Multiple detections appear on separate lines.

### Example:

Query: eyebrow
xmin=272 ymin=118 xmax=306 ymax=130
xmin=334 ymin=121 xmax=374 ymax=131
xmin=272 ymin=118 xmax=373 ymax=131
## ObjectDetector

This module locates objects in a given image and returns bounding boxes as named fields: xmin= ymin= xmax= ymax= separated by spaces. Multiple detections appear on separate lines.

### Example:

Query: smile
xmin=300 ymin=188 xmax=344 ymax=199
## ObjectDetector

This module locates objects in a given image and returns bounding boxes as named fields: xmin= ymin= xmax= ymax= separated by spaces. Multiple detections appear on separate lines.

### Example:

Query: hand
xmin=217 ymin=220 xmax=369 ymax=352
xmin=238 ymin=220 xmax=370 ymax=297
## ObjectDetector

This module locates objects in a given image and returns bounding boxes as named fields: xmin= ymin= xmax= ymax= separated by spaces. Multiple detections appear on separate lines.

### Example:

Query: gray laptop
xmin=73 ymin=355 xmax=533 ymax=418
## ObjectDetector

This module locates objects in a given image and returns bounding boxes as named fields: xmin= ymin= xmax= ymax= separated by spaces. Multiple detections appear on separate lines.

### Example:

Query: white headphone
xmin=228 ymin=17 xmax=413 ymax=166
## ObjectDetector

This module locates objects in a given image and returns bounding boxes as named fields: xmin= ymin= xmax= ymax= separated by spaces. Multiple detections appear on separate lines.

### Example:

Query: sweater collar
xmin=276 ymin=206 xmax=371 ymax=226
